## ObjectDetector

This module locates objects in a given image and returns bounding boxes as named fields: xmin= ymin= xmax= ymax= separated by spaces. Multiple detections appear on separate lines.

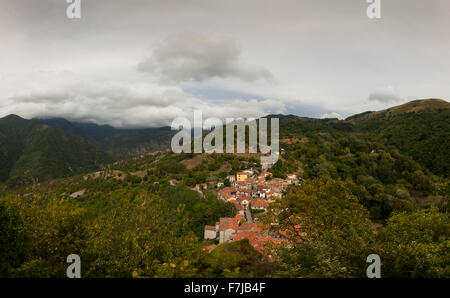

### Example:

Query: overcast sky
xmin=0 ymin=0 xmax=449 ymax=127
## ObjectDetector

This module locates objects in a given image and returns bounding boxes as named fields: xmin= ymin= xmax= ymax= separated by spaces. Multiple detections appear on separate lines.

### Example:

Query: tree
xmin=377 ymin=208 xmax=449 ymax=277
xmin=203 ymin=239 xmax=276 ymax=278
xmin=83 ymin=194 xmax=203 ymax=277
xmin=266 ymin=178 xmax=375 ymax=277
xmin=12 ymin=197 xmax=87 ymax=277
xmin=0 ymin=198 xmax=28 ymax=277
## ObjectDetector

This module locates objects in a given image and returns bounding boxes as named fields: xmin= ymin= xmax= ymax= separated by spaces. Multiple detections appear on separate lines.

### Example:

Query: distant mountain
xmin=36 ymin=118 xmax=176 ymax=160
xmin=270 ymin=98 xmax=449 ymax=177
xmin=348 ymin=99 xmax=449 ymax=177
xmin=3 ymin=98 xmax=447 ymax=186
xmin=347 ymin=98 xmax=449 ymax=121
xmin=35 ymin=118 xmax=118 ymax=143
xmin=0 ymin=115 xmax=111 ymax=186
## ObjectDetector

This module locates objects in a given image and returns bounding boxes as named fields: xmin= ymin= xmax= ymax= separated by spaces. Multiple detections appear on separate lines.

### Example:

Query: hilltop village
xmin=200 ymin=170 xmax=300 ymax=254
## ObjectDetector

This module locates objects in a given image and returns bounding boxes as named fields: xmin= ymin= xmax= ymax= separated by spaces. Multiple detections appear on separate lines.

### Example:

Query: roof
xmin=205 ymin=225 xmax=216 ymax=231
xmin=233 ymin=201 xmax=244 ymax=211
xmin=230 ymin=230 xmax=288 ymax=254
xmin=234 ymin=214 xmax=245 ymax=221
xmin=252 ymin=199 xmax=268 ymax=208
xmin=219 ymin=217 xmax=239 ymax=231
xmin=237 ymin=222 xmax=261 ymax=232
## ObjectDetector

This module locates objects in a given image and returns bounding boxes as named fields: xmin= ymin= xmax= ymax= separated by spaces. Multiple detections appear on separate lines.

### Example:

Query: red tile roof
xmin=234 ymin=214 xmax=245 ymax=221
xmin=252 ymin=199 xmax=268 ymax=208
xmin=219 ymin=217 xmax=239 ymax=232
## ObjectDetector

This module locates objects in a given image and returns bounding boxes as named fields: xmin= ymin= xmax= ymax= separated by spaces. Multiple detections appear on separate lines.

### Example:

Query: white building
xmin=204 ymin=226 xmax=217 ymax=240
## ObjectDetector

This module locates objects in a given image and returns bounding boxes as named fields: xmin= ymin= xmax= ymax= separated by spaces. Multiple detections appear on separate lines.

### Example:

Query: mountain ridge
xmin=0 ymin=115 xmax=111 ymax=186
xmin=1 ymin=98 xmax=448 ymax=186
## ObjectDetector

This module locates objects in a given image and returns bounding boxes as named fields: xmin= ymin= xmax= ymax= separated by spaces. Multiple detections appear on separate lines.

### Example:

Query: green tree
xmin=83 ymin=194 xmax=202 ymax=277
xmin=13 ymin=197 xmax=87 ymax=277
xmin=267 ymin=178 xmax=375 ymax=277
xmin=0 ymin=198 xmax=28 ymax=277
xmin=377 ymin=208 xmax=449 ymax=277
xmin=203 ymin=239 xmax=276 ymax=278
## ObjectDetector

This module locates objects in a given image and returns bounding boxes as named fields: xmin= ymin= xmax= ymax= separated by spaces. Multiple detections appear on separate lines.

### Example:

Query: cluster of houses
xmin=217 ymin=170 xmax=299 ymax=215
xmin=203 ymin=214 xmax=288 ymax=255
xmin=203 ymin=170 xmax=300 ymax=254
xmin=168 ymin=167 xmax=301 ymax=254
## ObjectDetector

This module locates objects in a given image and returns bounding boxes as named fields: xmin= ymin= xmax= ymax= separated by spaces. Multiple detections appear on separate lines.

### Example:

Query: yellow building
xmin=236 ymin=172 xmax=248 ymax=182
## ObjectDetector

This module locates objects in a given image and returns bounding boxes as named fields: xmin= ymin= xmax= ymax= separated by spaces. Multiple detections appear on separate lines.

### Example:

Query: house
xmin=234 ymin=202 xmax=245 ymax=216
xmin=218 ymin=187 xmax=237 ymax=201
xmin=243 ymin=169 xmax=254 ymax=176
xmin=227 ymin=175 xmax=236 ymax=182
xmin=204 ymin=226 xmax=217 ymax=240
xmin=259 ymin=172 xmax=272 ymax=179
xmin=235 ymin=214 xmax=245 ymax=222
xmin=169 ymin=179 xmax=178 ymax=186
xmin=218 ymin=217 xmax=239 ymax=243
xmin=251 ymin=198 xmax=268 ymax=211
xmin=236 ymin=180 xmax=250 ymax=190
xmin=236 ymin=171 xmax=248 ymax=182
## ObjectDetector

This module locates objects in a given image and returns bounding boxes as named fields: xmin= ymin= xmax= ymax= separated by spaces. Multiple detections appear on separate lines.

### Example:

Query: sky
xmin=0 ymin=0 xmax=449 ymax=128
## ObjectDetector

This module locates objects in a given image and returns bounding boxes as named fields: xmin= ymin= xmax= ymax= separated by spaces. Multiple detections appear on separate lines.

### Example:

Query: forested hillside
xmin=0 ymin=99 xmax=448 ymax=278
xmin=272 ymin=99 xmax=449 ymax=221
xmin=348 ymin=99 xmax=449 ymax=177
xmin=0 ymin=115 xmax=111 ymax=187
xmin=37 ymin=118 xmax=176 ymax=160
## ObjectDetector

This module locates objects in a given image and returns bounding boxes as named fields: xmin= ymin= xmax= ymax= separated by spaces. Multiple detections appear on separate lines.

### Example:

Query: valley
xmin=0 ymin=98 xmax=448 ymax=278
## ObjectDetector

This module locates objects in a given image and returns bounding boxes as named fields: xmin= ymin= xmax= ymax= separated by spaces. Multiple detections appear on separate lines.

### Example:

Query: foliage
xmin=203 ymin=239 xmax=276 ymax=278
xmin=0 ymin=115 xmax=111 ymax=187
xmin=377 ymin=208 xmax=449 ymax=277
xmin=11 ymin=197 xmax=87 ymax=277
xmin=159 ymin=187 xmax=235 ymax=238
xmin=0 ymin=198 xmax=28 ymax=276
xmin=267 ymin=178 xmax=375 ymax=277
xmin=83 ymin=195 xmax=202 ymax=277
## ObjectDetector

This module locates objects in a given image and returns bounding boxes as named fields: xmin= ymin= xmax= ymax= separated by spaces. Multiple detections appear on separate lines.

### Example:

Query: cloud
xmin=1 ymin=1 xmax=449 ymax=126
xmin=3 ymin=71 xmax=284 ymax=128
xmin=137 ymin=32 xmax=274 ymax=83
xmin=368 ymin=86 xmax=404 ymax=103
xmin=320 ymin=112 xmax=343 ymax=119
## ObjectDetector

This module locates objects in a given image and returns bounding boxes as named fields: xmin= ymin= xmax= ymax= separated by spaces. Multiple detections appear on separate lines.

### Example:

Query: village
xmin=200 ymin=170 xmax=300 ymax=254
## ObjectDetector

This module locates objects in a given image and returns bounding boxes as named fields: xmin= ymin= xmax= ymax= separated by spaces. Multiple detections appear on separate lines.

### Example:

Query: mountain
xmin=36 ymin=118 xmax=176 ymax=160
xmin=347 ymin=99 xmax=449 ymax=177
xmin=270 ymin=99 xmax=449 ymax=177
xmin=0 ymin=115 xmax=111 ymax=187
xmin=347 ymin=98 xmax=449 ymax=121
xmin=35 ymin=118 xmax=118 ymax=143
xmin=3 ymin=98 xmax=448 ymax=186
xmin=2 ymin=99 xmax=447 ymax=278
